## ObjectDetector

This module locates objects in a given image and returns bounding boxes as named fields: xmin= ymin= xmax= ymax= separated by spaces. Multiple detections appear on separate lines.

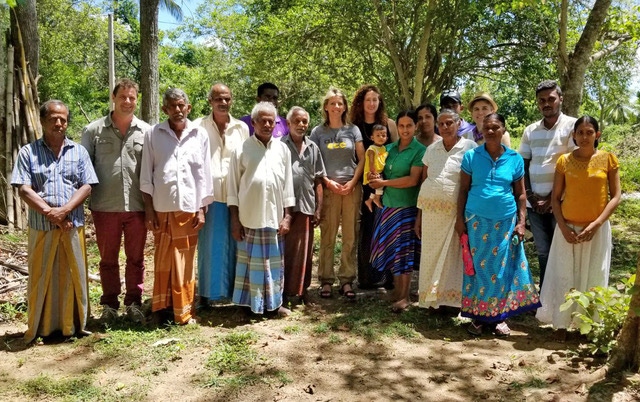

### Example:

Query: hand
xmin=325 ymin=179 xmax=343 ymax=194
xmin=46 ymin=206 xmax=69 ymax=225
xmin=341 ymin=180 xmax=356 ymax=195
xmin=513 ymin=222 xmax=525 ymax=242
xmin=559 ymin=223 xmax=578 ymax=244
xmin=313 ymin=209 xmax=322 ymax=227
xmin=533 ymin=196 xmax=551 ymax=214
xmin=454 ymin=217 xmax=467 ymax=237
xmin=576 ymin=221 xmax=600 ymax=243
xmin=278 ymin=215 xmax=292 ymax=236
xmin=192 ymin=209 xmax=205 ymax=230
xmin=368 ymin=178 xmax=384 ymax=190
xmin=414 ymin=219 xmax=422 ymax=239
xmin=230 ymin=217 xmax=245 ymax=242
xmin=56 ymin=219 xmax=73 ymax=232
xmin=145 ymin=208 xmax=159 ymax=231
xmin=367 ymin=172 xmax=381 ymax=182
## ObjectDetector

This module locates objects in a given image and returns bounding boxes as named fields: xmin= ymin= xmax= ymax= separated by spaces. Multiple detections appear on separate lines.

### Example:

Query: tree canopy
xmin=20 ymin=0 xmax=640 ymax=133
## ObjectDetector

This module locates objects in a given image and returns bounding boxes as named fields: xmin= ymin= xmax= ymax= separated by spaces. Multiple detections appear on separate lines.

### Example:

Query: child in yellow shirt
xmin=364 ymin=125 xmax=388 ymax=212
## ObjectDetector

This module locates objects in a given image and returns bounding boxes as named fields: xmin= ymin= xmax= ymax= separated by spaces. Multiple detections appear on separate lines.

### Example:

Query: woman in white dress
xmin=415 ymin=109 xmax=477 ymax=310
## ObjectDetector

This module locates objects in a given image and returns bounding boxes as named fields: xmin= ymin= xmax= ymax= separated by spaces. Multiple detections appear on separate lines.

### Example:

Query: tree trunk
xmin=558 ymin=0 xmax=613 ymax=117
xmin=10 ymin=0 xmax=38 ymax=78
xmin=608 ymin=253 xmax=640 ymax=372
xmin=140 ymin=0 xmax=160 ymax=124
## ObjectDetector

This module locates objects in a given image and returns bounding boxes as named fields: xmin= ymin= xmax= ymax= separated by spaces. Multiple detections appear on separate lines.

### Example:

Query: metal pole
xmin=108 ymin=13 xmax=115 ymax=111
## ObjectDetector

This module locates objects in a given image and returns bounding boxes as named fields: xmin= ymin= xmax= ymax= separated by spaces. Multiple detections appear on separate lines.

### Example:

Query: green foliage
xmin=560 ymin=274 xmax=636 ymax=355
xmin=600 ymin=124 xmax=640 ymax=193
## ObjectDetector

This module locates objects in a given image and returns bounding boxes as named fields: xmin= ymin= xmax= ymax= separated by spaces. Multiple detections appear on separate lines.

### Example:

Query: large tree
xmin=139 ymin=0 xmax=182 ymax=124
xmin=544 ymin=0 xmax=639 ymax=116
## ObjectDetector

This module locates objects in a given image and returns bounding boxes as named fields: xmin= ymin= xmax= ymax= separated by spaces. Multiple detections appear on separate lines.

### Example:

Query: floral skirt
xmin=460 ymin=213 xmax=540 ymax=323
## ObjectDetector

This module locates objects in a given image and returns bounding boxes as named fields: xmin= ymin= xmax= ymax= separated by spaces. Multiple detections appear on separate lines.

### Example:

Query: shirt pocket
xmin=96 ymin=138 xmax=114 ymax=154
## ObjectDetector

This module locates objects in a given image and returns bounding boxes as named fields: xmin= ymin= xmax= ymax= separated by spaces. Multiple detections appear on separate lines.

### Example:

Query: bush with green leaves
xmin=560 ymin=274 xmax=637 ymax=355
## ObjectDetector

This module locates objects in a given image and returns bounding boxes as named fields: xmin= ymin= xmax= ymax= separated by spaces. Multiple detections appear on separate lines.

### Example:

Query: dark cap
xmin=440 ymin=89 xmax=462 ymax=106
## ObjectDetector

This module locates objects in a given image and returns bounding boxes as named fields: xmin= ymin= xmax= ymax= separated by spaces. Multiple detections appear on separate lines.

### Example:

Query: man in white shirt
xmin=227 ymin=102 xmax=295 ymax=316
xmin=193 ymin=83 xmax=249 ymax=306
xmin=518 ymin=80 xmax=576 ymax=288
xmin=140 ymin=88 xmax=214 ymax=324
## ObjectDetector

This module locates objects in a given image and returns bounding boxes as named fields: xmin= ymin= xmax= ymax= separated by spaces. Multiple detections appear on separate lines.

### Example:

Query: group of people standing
xmin=11 ymin=78 xmax=620 ymax=343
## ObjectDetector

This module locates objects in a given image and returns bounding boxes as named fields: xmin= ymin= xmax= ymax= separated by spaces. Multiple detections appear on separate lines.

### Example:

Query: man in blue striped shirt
xmin=11 ymin=100 xmax=98 ymax=343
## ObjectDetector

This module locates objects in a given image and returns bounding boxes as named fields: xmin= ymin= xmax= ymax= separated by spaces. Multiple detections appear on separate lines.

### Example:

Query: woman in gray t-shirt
xmin=309 ymin=87 xmax=365 ymax=300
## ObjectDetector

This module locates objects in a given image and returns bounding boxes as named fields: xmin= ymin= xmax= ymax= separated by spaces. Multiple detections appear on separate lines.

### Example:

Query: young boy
xmin=364 ymin=124 xmax=388 ymax=212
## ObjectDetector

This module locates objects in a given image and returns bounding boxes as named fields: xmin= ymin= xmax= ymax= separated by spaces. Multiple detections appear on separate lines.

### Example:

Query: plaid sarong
xmin=232 ymin=228 xmax=284 ymax=314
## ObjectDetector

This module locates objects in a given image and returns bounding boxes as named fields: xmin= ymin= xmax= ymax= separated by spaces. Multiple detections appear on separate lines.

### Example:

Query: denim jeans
xmin=527 ymin=208 xmax=556 ymax=288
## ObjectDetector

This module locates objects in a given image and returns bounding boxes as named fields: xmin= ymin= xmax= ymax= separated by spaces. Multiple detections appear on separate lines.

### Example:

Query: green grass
xmin=199 ymin=330 xmax=290 ymax=391
xmin=282 ymin=324 xmax=301 ymax=335
xmin=18 ymin=373 xmax=147 ymax=401
xmin=206 ymin=331 xmax=258 ymax=373
xmin=509 ymin=377 xmax=547 ymax=391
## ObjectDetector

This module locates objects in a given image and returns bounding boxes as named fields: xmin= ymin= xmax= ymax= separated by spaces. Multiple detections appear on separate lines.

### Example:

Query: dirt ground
xmin=0 ymin=227 xmax=639 ymax=401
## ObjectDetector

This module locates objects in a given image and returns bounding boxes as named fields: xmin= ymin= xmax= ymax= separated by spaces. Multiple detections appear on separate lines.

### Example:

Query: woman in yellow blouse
xmin=536 ymin=116 xmax=621 ymax=330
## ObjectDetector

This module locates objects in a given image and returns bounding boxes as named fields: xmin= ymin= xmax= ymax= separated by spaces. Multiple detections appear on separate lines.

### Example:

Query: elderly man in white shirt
xmin=194 ymin=83 xmax=249 ymax=307
xmin=227 ymin=101 xmax=295 ymax=316
xmin=140 ymin=88 xmax=213 ymax=325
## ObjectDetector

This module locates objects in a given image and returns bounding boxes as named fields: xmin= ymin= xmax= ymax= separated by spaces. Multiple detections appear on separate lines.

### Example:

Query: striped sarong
xmin=232 ymin=228 xmax=284 ymax=314
xmin=25 ymin=227 xmax=88 ymax=343
xmin=370 ymin=206 xmax=420 ymax=276
xmin=197 ymin=202 xmax=237 ymax=301
xmin=461 ymin=213 xmax=541 ymax=323
xmin=152 ymin=211 xmax=199 ymax=324
xmin=284 ymin=212 xmax=313 ymax=297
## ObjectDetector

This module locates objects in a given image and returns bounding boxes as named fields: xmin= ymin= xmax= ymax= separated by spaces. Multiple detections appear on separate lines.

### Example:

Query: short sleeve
xmin=608 ymin=152 xmax=619 ymax=171
xmin=555 ymin=153 xmax=568 ymax=174
xmin=412 ymin=145 xmax=426 ymax=167
xmin=313 ymin=144 xmax=327 ymax=178
xmin=513 ymin=153 xmax=525 ymax=181
xmin=460 ymin=150 xmax=473 ymax=175
xmin=518 ymin=126 xmax=532 ymax=159
xmin=351 ymin=125 xmax=363 ymax=143
xmin=11 ymin=146 xmax=33 ymax=187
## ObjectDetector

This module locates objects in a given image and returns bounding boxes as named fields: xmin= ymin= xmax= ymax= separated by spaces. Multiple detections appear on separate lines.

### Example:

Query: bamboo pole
xmin=5 ymin=45 xmax=14 ymax=229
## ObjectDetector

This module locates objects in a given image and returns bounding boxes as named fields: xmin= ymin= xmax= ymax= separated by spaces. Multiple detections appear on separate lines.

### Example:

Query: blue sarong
xmin=197 ymin=202 xmax=237 ymax=301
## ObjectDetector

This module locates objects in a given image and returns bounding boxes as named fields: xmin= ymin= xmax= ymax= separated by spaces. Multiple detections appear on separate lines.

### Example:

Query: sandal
xmin=339 ymin=283 xmax=356 ymax=300
xmin=319 ymin=284 xmax=333 ymax=299
xmin=467 ymin=321 xmax=483 ymax=336
xmin=494 ymin=322 xmax=511 ymax=337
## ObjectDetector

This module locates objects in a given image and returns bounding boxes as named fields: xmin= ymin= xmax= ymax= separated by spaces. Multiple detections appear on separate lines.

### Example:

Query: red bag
xmin=460 ymin=233 xmax=475 ymax=276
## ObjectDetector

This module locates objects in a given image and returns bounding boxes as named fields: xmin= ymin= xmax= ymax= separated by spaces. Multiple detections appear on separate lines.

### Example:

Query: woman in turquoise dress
xmin=455 ymin=113 xmax=540 ymax=336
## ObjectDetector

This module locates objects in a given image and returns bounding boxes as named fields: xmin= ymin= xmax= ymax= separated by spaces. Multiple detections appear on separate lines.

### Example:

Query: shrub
xmin=560 ymin=274 xmax=636 ymax=355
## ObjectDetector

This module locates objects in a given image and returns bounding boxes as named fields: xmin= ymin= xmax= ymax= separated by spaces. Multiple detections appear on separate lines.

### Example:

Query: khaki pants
xmin=317 ymin=186 xmax=362 ymax=286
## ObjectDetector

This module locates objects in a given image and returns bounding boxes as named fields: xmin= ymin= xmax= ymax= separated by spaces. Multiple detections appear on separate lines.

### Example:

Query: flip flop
xmin=339 ymin=283 xmax=356 ymax=300
xmin=467 ymin=321 xmax=483 ymax=336
xmin=494 ymin=322 xmax=511 ymax=337
xmin=319 ymin=284 xmax=332 ymax=299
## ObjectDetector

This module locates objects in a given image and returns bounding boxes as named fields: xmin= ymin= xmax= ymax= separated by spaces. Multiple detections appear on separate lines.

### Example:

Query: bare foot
xmin=277 ymin=306 xmax=292 ymax=317
xmin=391 ymin=299 xmax=410 ymax=313
xmin=364 ymin=198 xmax=374 ymax=213
xmin=373 ymin=197 xmax=383 ymax=209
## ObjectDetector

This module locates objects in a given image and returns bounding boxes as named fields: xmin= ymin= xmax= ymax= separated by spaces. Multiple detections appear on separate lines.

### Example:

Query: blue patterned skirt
xmin=460 ymin=213 xmax=540 ymax=323
xmin=370 ymin=206 xmax=420 ymax=276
